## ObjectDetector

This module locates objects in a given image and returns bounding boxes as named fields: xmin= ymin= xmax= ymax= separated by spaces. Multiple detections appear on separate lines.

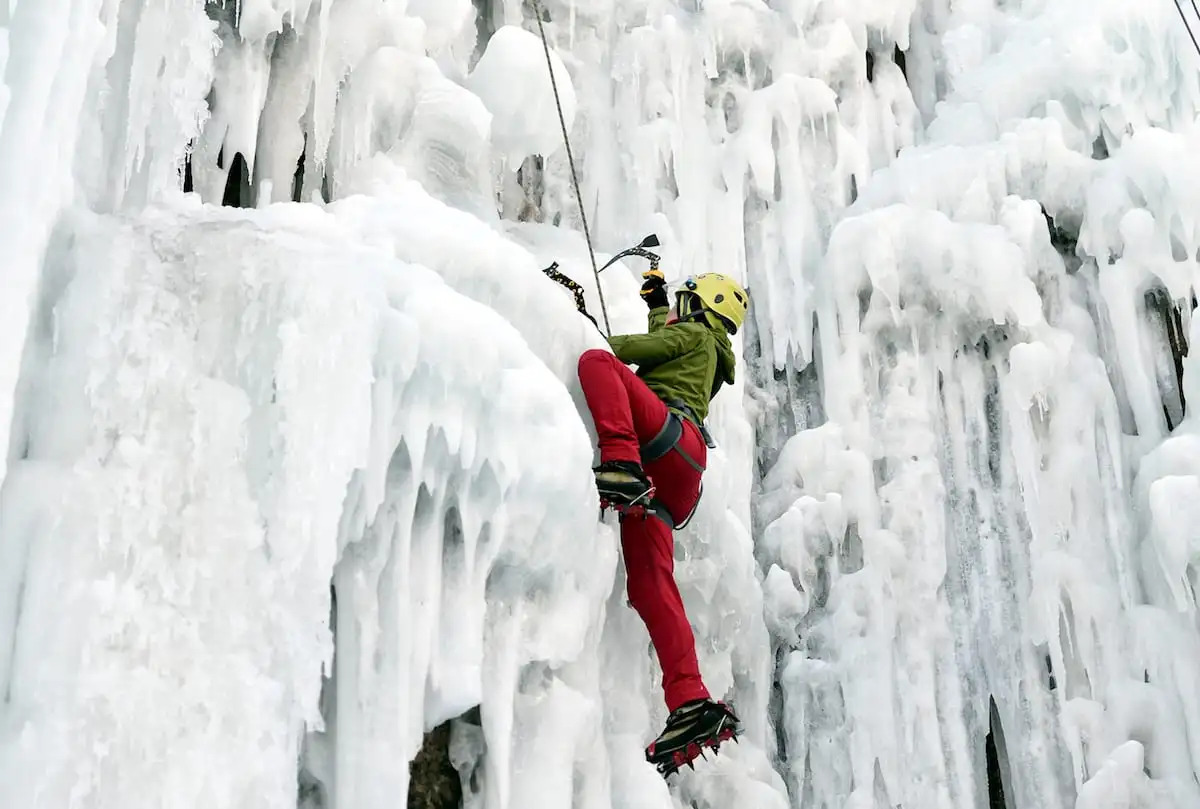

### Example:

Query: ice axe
xmin=541 ymin=234 xmax=662 ymax=333
xmin=597 ymin=234 xmax=661 ymax=276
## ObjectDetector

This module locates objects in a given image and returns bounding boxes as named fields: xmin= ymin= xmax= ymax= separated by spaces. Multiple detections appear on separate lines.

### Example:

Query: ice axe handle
xmin=598 ymin=246 xmax=662 ymax=274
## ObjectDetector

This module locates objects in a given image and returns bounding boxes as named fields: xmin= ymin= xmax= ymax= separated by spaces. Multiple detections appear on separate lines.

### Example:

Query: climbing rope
xmin=533 ymin=0 xmax=611 ymax=336
xmin=1175 ymin=0 xmax=1200 ymax=60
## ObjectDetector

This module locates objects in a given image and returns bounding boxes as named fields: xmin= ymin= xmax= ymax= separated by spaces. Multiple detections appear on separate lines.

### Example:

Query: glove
xmin=639 ymin=269 xmax=668 ymax=309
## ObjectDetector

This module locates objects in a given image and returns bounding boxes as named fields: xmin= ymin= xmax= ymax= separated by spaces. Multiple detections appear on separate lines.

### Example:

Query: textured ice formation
xmin=5 ymin=1 xmax=1200 ymax=809
xmin=0 ymin=198 xmax=611 ymax=808
xmin=467 ymin=24 xmax=576 ymax=167
xmin=756 ymin=2 xmax=1200 ymax=809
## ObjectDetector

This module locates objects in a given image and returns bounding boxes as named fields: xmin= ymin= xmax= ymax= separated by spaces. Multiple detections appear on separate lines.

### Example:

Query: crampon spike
xmin=598 ymin=488 xmax=656 ymax=520
xmin=647 ymin=707 xmax=744 ymax=780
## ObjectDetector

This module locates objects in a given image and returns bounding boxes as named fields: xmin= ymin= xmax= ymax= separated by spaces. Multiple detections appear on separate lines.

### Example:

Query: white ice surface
xmin=467 ymin=24 xmax=577 ymax=167
xmin=5 ymin=1 xmax=1200 ymax=809
xmin=757 ymin=2 xmax=1200 ymax=809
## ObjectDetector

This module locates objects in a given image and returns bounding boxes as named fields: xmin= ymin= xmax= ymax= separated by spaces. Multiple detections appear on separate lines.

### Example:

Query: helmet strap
xmin=675 ymin=291 xmax=726 ymax=328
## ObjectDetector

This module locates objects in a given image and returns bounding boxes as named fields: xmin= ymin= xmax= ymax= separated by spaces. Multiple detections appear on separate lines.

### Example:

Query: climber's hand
xmin=640 ymin=269 xmax=668 ymax=309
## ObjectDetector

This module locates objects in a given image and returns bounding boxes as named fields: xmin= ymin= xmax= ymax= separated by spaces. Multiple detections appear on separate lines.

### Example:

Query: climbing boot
xmin=594 ymin=460 xmax=653 ymax=506
xmin=645 ymin=699 xmax=741 ymax=778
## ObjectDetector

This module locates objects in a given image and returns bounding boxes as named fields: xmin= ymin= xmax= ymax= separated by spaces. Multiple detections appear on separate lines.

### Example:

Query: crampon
xmin=646 ymin=722 xmax=739 ymax=778
xmin=598 ymin=487 xmax=656 ymax=517
xmin=645 ymin=701 xmax=742 ymax=779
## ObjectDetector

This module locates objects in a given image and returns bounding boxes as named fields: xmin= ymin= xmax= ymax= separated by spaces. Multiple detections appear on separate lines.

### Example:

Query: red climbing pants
xmin=577 ymin=348 xmax=710 ymax=712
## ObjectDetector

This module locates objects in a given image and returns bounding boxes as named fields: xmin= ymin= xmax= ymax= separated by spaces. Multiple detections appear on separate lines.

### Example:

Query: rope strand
xmin=1176 ymin=0 xmax=1200 ymax=60
xmin=533 ymin=1 xmax=611 ymax=336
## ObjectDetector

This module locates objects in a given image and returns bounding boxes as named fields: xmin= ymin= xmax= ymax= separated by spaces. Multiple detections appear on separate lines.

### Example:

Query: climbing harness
xmin=641 ymin=412 xmax=705 ymax=473
xmin=665 ymin=399 xmax=717 ymax=450
xmin=533 ymin=1 xmax=610 ymax=335
xmin=611 ymin=402 xmax=716 ymax=531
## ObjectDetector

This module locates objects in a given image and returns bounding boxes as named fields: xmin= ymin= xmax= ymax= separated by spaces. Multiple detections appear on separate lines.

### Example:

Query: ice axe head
xmin=597 ymin=234 xmax=663 ymax=273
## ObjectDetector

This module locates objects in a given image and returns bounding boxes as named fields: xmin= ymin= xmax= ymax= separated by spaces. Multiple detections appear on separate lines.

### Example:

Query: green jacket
xmin=607 ymin=306 xmax=736 ymax=423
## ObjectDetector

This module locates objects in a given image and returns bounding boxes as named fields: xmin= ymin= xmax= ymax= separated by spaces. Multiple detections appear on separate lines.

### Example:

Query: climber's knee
xmin=578 ymin=348 xmax=612 ymax=373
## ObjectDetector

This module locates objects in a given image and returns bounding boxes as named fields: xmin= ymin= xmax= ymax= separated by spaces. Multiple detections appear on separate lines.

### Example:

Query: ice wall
xmin=0 ymin=198 xmax=621 ymax=809
xmin=7 ymin=1 xmax=1200 ymax=809
xmin=755 ymin=2 xmax=1200 ymax=809
xmin=0 ymin=0 xmax=117 ymax=493
xmin=0 ymin=2 xmax=783 ymax=808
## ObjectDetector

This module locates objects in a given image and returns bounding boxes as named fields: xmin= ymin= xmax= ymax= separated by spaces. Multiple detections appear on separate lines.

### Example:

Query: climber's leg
xmin=620 ymin=512 xmax=710 ymax=711
xmin=577 ymin=349 xmax=670 ymax=464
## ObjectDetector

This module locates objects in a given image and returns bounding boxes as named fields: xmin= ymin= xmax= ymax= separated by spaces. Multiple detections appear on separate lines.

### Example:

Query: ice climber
xmin=576 ymin=269 xmax=749 ymax=777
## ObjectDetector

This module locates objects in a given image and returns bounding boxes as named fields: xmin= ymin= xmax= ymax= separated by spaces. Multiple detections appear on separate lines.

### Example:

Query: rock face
xmin=408 ymin=722 xmax=463 ymax=809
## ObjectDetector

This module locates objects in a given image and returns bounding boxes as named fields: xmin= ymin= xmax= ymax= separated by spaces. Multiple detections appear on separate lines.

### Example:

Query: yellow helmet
xmin=677 ymin=273 xmax=750 ymax=334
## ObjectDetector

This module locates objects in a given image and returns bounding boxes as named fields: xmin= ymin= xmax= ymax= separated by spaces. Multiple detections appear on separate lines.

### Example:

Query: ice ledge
xmin=0 ymin=199 xmax=609 ymax=809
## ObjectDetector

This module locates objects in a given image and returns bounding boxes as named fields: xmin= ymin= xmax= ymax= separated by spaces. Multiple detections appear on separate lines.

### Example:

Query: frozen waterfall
xmin=3 ymin=1 xmax=1200 ymax=809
